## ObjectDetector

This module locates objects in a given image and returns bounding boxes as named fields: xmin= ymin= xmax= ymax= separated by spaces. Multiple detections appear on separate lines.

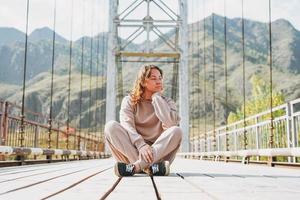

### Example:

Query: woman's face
xmin=144 ymin=68 xmax=163 ymax=93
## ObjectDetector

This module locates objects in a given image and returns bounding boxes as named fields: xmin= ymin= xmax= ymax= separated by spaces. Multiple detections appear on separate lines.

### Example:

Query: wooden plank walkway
xmin=0 ymin=158 xmax=299 ymax=200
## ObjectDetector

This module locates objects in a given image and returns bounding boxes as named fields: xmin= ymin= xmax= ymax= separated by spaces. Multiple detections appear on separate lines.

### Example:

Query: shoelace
xmin=151 ymin=164 xmax=159 ymax=174
xmin=126 ymin=164 xmax=134 ymax=172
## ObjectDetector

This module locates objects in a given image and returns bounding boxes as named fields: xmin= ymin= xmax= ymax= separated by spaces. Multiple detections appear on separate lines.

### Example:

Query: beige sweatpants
xmin=104 ymin=120 xmax=182 ymax=169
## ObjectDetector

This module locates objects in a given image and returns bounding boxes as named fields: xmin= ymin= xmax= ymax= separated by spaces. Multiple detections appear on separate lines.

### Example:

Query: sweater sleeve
xmin=119 ymin=96 xmax=147 ymax=150
xmin=151 ymin=92 xmax=181 ymax=129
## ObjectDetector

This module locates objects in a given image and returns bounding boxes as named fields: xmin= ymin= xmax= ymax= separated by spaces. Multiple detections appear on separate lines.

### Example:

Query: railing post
xmin=56 ymin=123 xmax=59 ymax=149
xmin=1 ymin=102 xmax=9 ymax=146
xmin=226 ymin=126 xmax=229 ymax=152
xmin=290 ymin=102 xmax=297 ymax=163
xmin=65 ymin=128 xmax=69 ymax=150
xmin=255 ymin=116 xmax=259 ymax=161
xmin=234 ymin=125 xmax=237 ymax=152
xmin=204 ymin=130 xmax=207 ymax=153
xmin=0 ymin=101 xmax=3 ymax=145
xmin=74 ymin=129 xmax=77 ymax=151
xmin=92 ymin=134 xmax=95 ymax=152
xmin=47 ymin=118 xmax=53 ymax=162
xmin=207 ymin=138 xmax=210 ymax=152
xmin=90 ymin=134 xmax=92 ymax=151
xmin=285 ymin=103 xmax=292 ymax=163
xmin=33 ymin=125 xmax=39 ymax=160
xmin=217 ymin=131 xmax=220 ymax=152
xmin=0 ymin=101 xmax=6 ymax=161
xmin=95 ymin=135 xmax=98 ymax=153
xmin=77 ymin=134 xmax=81 ymax=151
xmin=34 ymin=125 xmax=39 ymax=148
xmin=83 ymin=132 xmax=86 ymax=151
xmin=95 ymin=136 xmax=99 ymax=153
xmin=199 ymin=139 xmax=202 ymax=152
xmin=86 ymin=134 xmax=89 ymax=151
xmin=192 ymin=138 xmax=195 ymax=153
xmin=89 ymin=134 xmax=92 ymax=152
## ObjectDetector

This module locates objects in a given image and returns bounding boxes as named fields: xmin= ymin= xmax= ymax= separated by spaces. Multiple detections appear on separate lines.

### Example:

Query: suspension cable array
xmin=0 ymin=0 xmax=110 ymax=162
xmin=5 ymin=0 xmax=280 ymax=158
xmin=198 ymin=0 xmax=277 ymax=153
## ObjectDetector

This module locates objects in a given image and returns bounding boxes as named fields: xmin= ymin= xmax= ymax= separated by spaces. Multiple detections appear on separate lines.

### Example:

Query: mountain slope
xmin=1 ymin=15 xmax=300 ymax=129
xmin=0 ymin=27 xmax=25 ymax=47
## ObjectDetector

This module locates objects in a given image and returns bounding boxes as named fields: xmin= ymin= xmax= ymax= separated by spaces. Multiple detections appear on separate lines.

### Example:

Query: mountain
xmin=0 ymin=28 xmax=108 ymax=85
xmin=29 ymin=27 xmax=67 ymax=43
xmin=6 ymin=72 xmax=107 ymax=129
xmin=184 ymin=15 xmax=300 ymax=125
xmin=271 ymin=19 xmax=300 ymax=74
xmin=123 ymin=14 xmax=300 ymax=126
xmin=1 ymin=15 xmax=300 ymax=129
xmin=0 ymin=27 xmax=25 ymax=47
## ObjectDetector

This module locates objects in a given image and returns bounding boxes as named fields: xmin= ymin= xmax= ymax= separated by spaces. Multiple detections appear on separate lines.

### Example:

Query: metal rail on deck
xmin=0 ymin=99 xmax=109 ymax=164
xmin=184 ymin=97 xmax=300 ymax=165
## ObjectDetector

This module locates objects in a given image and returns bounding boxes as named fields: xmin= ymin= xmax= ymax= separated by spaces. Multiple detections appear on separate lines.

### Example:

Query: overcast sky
xmin=0 ymin=0 xmax=299 ymax=41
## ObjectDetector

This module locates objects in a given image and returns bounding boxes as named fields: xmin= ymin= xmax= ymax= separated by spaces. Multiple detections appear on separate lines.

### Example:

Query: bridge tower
xmin=106 ymin=0 xmax=189 ymax=151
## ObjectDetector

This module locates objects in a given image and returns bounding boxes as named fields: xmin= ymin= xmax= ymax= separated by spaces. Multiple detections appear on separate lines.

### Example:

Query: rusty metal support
xmin=1 ymin=102 xmax=9 ymax=146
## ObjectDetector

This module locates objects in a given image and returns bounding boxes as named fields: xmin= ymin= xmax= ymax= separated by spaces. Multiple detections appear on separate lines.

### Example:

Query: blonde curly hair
xmin=130 ymin=65 xmax=163 ymax=106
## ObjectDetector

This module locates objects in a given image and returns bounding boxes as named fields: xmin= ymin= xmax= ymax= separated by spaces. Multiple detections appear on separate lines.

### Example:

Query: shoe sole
xmin=114 ymin=163 xmax=122 ymax=177
xmin=164 ymin=161 xmax=170 ymax=176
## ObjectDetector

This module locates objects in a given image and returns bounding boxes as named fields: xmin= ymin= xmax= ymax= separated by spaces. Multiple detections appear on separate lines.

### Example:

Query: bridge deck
xmin=0 ymin=158 xmax=299 ymax=200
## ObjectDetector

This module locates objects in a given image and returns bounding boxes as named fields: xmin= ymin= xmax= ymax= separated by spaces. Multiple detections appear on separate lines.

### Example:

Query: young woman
xmin=104 ymin=65 xmax=182 ymax=177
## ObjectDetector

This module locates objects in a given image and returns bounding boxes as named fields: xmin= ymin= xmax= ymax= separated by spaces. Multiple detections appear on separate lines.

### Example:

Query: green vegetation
xmin=228 ymin=75 xmax=285 ymax=124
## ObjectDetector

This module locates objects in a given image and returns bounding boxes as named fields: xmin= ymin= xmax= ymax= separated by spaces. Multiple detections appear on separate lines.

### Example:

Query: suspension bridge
xmin=0 ymin=0 xmax=300 ymax=199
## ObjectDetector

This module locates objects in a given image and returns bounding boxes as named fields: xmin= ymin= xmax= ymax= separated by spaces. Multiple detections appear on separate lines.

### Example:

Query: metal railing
xmin=0 ymin=99 xmax=104 ymax=155
xmin=190 ymin=97 xmax=300 ymax=162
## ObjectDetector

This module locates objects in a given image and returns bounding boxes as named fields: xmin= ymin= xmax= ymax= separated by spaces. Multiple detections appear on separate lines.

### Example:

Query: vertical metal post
xmin=93 ymin=135 xmax=96 ymax=152
xmin=178 ymin=0 xmax=189 ymax=152
xmin=77 ymin=134 xmax=81 ymax=151
xmin=74 ymin=130 xmax=77 ymax=151
xmin=1 ymin=102 xmax=9 ymax=146
xmin=34 ymin=125 xmax=38 ymax=148
xmin=234 ymin=125 xmax=237 ymax=151
xmin=0 ymin=101 xmax=4 ymax=161
xmin=56 ymin=123 xmax=59 ymax=149
xmin=290 ymin=102 xmax=297 ymax=163
xmin=116 ymin=56 xmax=123 ymax=121
xmin=146 ymin=0 xmax=150 ymax=53
xmin=255 ymin=116 xmax=259 ymax=161
xmin=217 ymin=132 xmax=220 ymax=152
xmin=66 ymin=132 xmax=69 ymax=150
xmin=0 ymin=101 xmax=3 ymax=145
xmin=106 ymin=0 xmax=118 ymax=122
xmin=285 ymin=103 xmax=292 ymax=162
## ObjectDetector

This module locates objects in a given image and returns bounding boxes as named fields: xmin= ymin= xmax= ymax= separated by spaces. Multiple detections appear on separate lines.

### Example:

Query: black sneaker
xmin=114 ymin=162 xmax=135 ymax=177
xmin=150 ymin=161 xmax=170 ymax=176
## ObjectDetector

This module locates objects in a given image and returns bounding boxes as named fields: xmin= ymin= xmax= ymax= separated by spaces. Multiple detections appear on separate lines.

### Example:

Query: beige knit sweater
xmin=119 ymin=92 xmax=181 ymax=150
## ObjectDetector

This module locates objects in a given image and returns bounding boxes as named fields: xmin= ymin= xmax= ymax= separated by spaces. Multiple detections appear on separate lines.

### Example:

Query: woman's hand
xmin=139 ymin=144 xmax=153 ymax=163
